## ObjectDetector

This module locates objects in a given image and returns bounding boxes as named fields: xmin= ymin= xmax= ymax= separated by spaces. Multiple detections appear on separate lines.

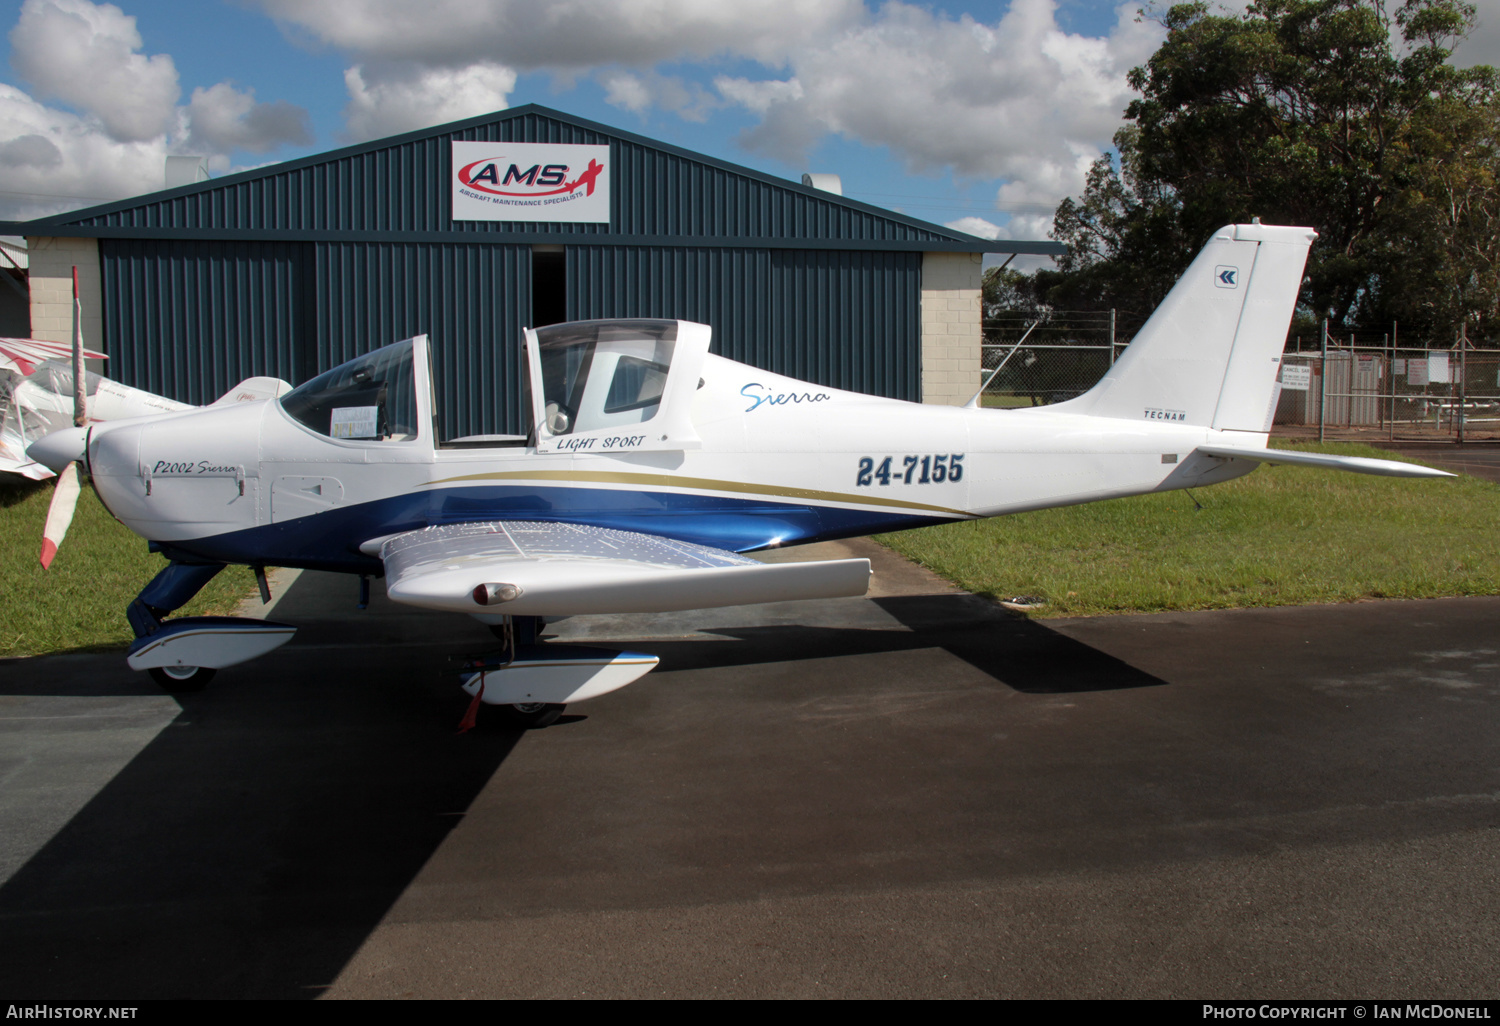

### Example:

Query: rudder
xmin=1068 ymin=223 xmax=1315 ymax=433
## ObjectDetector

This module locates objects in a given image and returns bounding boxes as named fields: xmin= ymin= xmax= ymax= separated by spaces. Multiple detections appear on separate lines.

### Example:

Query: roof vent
xmin=801 ymin=173 xmax=843 ymax=196
xmin=165 ymin=156 xmax=210 ymax=190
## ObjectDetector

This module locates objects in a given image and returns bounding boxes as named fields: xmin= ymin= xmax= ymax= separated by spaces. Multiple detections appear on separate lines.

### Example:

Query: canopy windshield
xmin=533 ymin=319 xmax=678 ymax=437
xmin=281 ymin=338 xmax=419 ymax=441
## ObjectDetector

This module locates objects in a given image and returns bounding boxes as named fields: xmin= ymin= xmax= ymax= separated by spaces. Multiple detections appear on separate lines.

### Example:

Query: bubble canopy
xmin=280 ymin=339 xmax=419 ymax=441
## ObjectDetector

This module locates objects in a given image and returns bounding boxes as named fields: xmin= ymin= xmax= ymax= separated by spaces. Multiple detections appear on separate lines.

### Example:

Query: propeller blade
xmin=40 ymin=461 xmax=81 ymax=569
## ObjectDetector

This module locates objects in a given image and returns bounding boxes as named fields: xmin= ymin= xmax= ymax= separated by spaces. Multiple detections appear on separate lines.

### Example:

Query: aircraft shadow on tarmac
xmin=0 ymin=590 xmax=1161 ymax=998
xmin=632 ymin=594 xmax=1167 ymax=695
xmin=0 ymin=641 xmax=530 ymax=998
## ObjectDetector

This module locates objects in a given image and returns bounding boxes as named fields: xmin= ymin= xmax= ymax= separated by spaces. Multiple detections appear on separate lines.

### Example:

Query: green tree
xmin=1044 ymin=0 xmax=1500 ymax=339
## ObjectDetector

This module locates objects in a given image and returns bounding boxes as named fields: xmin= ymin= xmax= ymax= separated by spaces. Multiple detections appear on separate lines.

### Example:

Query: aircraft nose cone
xmin=27 ymin=426 xmax=88 ymax=474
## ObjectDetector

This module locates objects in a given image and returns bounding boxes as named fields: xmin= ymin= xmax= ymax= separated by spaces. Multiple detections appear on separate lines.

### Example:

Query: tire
xmin=148 ymin=665 xmax=217 ymax=693
xmin=498 ymin=702 xmax=565 ymax=729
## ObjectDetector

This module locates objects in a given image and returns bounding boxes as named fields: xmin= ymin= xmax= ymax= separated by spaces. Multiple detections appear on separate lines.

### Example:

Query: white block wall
xmin=26 ymin=236 xmax=103 ymax=353
xmin=920 ymin=251 xmax=983 ymax=405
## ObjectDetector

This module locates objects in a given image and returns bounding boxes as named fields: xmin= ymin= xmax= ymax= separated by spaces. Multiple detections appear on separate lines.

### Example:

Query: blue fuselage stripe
xmin=155 ymin=484 xmax=954 ymax=572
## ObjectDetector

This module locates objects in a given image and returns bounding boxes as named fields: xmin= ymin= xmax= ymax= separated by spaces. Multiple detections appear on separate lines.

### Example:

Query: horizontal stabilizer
xmin=381 ymin=520 xmax=872 ymax=616
xmin=1195 ymin=445 xmax=1455 ymax=479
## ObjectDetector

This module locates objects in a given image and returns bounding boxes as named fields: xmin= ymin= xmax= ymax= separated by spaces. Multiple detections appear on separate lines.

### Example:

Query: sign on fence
xmin=1280 ymin=365 xmax=1311 ymax=391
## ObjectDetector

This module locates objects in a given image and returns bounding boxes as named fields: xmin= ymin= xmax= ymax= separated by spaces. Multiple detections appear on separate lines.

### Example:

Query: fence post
xmin=1350 ymin=333 xmax=1362 ymax=429
xmin=1109 ymin=308 xmax=1116 ymax=365
xmin=1319 ymin=318 xmax=1328 ymax=443
xmin=1459 ymin=324 xmax=1468 ymax=444
xmin=1387 ymin=330 xmax=1394 ymax=440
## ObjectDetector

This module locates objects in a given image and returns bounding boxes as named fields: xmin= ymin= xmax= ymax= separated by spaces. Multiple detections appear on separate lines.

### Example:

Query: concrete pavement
xmin=0 ymin=539 xmax=1496 ymax=998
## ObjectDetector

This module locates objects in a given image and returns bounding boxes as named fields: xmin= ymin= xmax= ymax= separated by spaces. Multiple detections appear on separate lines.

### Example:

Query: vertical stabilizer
xmin=1069 ymin=224 xmax=1316 ymax=433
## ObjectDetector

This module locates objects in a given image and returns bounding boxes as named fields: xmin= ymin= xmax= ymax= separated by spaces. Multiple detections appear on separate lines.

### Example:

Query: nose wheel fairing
xmin=126 ymin=616 xmax=298 ymax=673
xmin=125 ymin=560 xmax=297 ymax=686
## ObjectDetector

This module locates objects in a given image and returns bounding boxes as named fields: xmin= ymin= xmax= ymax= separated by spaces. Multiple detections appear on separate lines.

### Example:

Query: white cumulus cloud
xmin=253 ymin=0 xmax=1166 ymax=221
xmin=343 ymin=62 xmax=518 ymax=141
xmin=945 ymin=215 xmax=1001 ymax=240
xmin=599 ymin=69 xmax=716 ymax=121
xmin=718 ymin=0 xmax=1163 ymax=218
xmin=713 ymin=75 xmax=803 ymax=116
xmin=258 ymin=0 xmax=859 ymax=139
xmin=10 ymin=0 xmax=179 ymax=142
xmin=0 ymin=0 xmax=315 ymax=219
xmin=0 ymin=81 xmax=171 ymax=218
xmin=186 ymin=83 xmax=313 ymax=154
xmin=256 ymin=0 xmax=862 ymax=69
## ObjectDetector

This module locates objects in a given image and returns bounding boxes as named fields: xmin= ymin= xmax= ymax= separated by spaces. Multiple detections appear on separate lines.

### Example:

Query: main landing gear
xmin=147 ymin=664 xmax=217 ymax=693
xmin=463 ymin=616 xmax=566 ymax=730
xmin=459 ymin=615 xmax=660 ymax=731
xmin=497 ymin=702 xmax=566 ymax=729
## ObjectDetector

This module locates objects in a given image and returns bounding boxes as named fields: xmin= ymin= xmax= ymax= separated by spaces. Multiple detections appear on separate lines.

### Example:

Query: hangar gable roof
xmin=3 ymin=105 xmax=1060 ymax=254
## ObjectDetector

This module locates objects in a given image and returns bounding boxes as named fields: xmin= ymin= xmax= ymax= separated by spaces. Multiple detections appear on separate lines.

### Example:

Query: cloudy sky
xmin=2 ymin=0 xmax=1498 ymax=254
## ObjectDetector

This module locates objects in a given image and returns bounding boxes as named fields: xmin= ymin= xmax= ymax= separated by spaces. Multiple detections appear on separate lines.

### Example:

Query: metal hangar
xmin=5 ymin=104 xmax=1062 ymax=437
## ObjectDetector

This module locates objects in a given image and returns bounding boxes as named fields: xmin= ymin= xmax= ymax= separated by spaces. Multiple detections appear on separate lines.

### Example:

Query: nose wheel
xmin=497 ymin=702 xmax=565 ymax=729
xmin=148 ymin=665 xmax=217 ymax=693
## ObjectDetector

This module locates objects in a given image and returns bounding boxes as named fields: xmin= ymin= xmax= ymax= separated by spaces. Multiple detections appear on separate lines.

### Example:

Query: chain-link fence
xmin=979 ymin=311 xmax=1131 ymax=408
xmin=1277 ymin=340 xmax=1500 ymax=442
xmin=980 ymin=314 xmax=1500 ymax=442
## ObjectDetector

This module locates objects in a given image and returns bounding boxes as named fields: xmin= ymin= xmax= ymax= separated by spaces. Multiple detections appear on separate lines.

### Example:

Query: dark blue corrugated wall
xmin=102 ymin=240 xmax=532 ymax=436
xmin=100 ymin=239 xmax=303 ymax=406
xmin=567 ymin=246 xmax=920 ymax=400
xmin=313 ymin=242 xmax=530 ymax=436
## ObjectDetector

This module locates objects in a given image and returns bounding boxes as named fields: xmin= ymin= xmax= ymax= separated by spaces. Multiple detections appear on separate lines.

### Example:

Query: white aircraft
xmin=0 ymin=335 xmax=294 ymax=486
xmin=28 ymin=223 xmax=1451 ymax=727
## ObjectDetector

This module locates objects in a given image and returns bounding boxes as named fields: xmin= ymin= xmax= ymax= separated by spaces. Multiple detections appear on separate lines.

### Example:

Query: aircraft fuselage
xmin=84 ymin=350 xmax=1250 ymax=575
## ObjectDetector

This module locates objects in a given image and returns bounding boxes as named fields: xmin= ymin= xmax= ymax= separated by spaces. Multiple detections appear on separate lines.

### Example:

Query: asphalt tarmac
xmin=1 ymin=538 xmax=1497 ymax=999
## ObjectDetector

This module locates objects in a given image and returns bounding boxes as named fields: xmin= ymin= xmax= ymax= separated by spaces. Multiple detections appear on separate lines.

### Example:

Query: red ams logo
xmin=457 ymin=158 xmax=605 ymax=197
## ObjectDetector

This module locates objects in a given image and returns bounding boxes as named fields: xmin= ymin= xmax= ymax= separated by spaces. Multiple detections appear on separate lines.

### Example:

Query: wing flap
xmin=381 ymin=521 xmax=872 ymax=615
xmin=1195 ymin=444 xmax=1454 ymax=479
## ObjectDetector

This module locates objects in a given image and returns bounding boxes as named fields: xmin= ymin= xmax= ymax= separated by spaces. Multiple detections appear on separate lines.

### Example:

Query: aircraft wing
xmin=379 ymin=520 xmax=872 ymax=616
xmin=1194 ymin=444 xmax=1455 ymax=478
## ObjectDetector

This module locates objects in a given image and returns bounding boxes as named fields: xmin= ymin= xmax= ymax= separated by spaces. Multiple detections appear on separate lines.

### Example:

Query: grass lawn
xmin=877 ymin=441 xmax=1500 ymax=617
xmin=1 ymin=478 xmax=255 ymax=658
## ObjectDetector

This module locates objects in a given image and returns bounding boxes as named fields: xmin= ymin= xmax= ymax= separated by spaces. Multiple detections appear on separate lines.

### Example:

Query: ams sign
xmin=451 ymin=141 xmax=610 ymax=223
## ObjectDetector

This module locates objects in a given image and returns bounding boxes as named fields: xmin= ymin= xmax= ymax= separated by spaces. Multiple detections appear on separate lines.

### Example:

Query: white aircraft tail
xmin=1067 ymin=223 xmax=1316 ymax=434
xmin=208 ymin=376 xmax=292 ymax=407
